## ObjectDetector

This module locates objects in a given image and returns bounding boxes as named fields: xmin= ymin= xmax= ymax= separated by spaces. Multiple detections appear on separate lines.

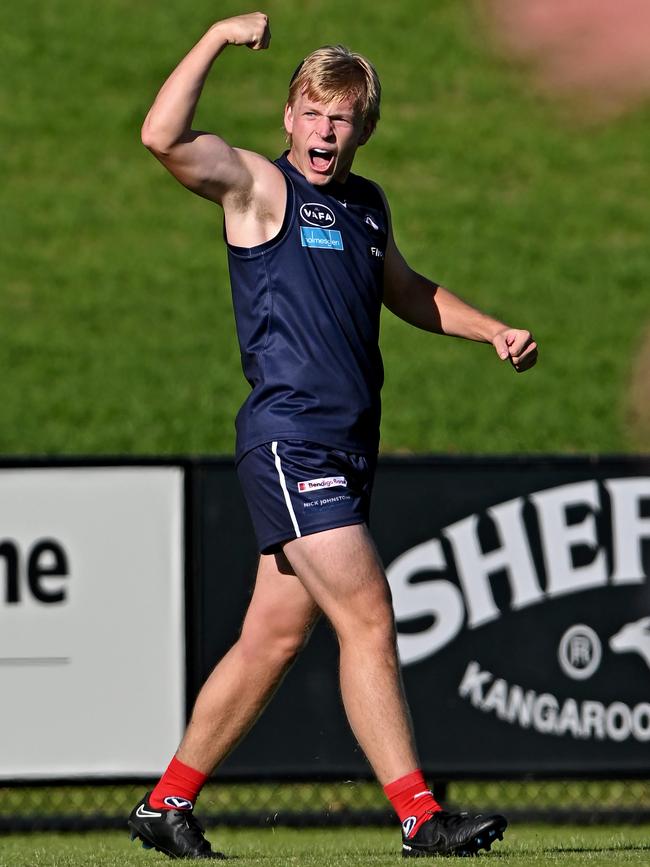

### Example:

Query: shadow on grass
xmin=488 ymin=843 xmax=650 ymax=857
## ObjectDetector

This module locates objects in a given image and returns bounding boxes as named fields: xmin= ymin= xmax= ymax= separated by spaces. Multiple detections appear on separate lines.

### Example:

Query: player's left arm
xmin=378 ymin=187 xmax=538 ymax=372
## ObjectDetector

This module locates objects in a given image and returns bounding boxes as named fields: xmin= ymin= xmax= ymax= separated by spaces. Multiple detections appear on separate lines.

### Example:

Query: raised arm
xmin=379 ymin=189 xmax=538 ymax=372
xmin=141 ymin=13 xmax=276 ymax=207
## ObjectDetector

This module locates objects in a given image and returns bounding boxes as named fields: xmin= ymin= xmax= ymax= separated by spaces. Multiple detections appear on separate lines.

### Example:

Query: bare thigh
xmin=237 ymin=551 xmax=322 ymax=657
xmin=282 ymin=524 xmax=394 ymax=638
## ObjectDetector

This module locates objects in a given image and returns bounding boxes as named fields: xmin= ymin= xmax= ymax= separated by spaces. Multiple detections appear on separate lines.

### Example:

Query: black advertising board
xmin=375 ymin=457 xmax=650 ymax=777
xmin=193 ymin=456 xmax=650 ymax=778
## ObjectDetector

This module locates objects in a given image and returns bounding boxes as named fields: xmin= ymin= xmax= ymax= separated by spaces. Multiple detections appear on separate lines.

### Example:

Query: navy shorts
xmin=236 ymin=440 xmax=377 ymax=554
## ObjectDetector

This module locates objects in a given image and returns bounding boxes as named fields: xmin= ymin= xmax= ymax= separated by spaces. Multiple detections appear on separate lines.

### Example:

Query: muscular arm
xmin=141 ymin=13 xmax=276 ymax=208
xmin=379 ymin=189 xmax=538 ymax=372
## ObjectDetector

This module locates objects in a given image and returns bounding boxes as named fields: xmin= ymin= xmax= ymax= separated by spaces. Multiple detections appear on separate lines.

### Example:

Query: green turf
xmin=2 ymin=826 xmax=650 ymax=866
xmin=1 ymin=0 xmax=649 ymax=455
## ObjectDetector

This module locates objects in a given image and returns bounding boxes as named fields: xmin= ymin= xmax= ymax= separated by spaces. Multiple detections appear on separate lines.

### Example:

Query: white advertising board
xmin=0 ymin=466 xmax=185 ymax=779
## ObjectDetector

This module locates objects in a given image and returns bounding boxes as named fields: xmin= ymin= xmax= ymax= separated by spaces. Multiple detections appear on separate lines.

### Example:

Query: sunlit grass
xmin=3 ymin=826 xmax=650 ymax=867
xmin=1 ymin=0 xmax=648 ymax=455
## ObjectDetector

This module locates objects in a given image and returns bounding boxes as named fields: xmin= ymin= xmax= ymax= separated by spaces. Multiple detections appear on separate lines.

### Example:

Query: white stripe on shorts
xmin=271 ymin=441 xmax=301 ymax=539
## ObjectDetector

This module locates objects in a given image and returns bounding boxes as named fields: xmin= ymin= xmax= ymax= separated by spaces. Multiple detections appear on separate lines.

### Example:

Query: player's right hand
xmin=213 ymin=12 xmax=271 ymax=50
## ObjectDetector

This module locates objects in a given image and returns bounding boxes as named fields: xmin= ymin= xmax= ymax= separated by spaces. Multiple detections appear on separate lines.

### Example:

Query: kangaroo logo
xmin=609 ymin=617 xmax=650 ymax=670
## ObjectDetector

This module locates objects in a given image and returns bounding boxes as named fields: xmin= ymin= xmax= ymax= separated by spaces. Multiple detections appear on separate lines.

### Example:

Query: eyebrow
xmin=302 ymin=102 xmax=355 ymax=120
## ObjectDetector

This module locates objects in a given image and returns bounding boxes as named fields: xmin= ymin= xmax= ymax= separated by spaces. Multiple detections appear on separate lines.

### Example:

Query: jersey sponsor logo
xmin=297 ymin=476 xmax=348 ymax=493
xmin=163 ymin=796 xmax=194 ymax=810
xmin=300 ymin=227 xmax=344 ymax=250
xmin=300 ymin=203 xmax=336 ymax=227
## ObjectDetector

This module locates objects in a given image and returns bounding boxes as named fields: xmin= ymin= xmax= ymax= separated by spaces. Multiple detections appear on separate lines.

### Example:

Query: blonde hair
xmin=287 ymin=45 xmax=381 ymax=132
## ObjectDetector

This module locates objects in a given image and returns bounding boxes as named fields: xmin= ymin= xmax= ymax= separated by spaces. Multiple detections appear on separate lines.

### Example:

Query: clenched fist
xmin=492 ymin=328 xmax=538 ymax=372
xmin=212 ymin=12 xmax=271 ymax=50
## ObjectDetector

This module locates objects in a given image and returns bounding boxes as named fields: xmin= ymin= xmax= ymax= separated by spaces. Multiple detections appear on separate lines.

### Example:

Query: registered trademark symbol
xmin=558 ymin=624 xmax=602 ymax=680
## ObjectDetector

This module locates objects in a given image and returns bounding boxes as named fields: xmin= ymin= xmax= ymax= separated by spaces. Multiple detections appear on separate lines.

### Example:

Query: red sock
xmin=384 ymin=769 xmax=441 ymax=838
xmin=149 ymin=756 xmax=209 ymax=811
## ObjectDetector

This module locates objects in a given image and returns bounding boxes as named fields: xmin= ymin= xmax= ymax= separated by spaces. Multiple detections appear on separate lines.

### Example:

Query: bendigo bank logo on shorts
xmin=297 ymin=476 xmax=348 ymax=493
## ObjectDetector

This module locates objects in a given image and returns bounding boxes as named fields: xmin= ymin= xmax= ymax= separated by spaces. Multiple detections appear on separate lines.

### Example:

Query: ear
xmin=357 ymin=120 xmax=375 ymax=147
xmin=284 ymin=103 xmax=294 ymax=137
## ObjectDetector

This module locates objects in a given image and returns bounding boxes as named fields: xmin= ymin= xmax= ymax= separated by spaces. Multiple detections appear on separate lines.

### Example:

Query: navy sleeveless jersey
xmin=227 ymin=152 xmax=387 ymax=461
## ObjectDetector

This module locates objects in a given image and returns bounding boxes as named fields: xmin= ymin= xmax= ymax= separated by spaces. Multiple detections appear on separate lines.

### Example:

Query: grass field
xmin=2 ymin=0 xmax=649 ymax=456
xmin=2 ymin=826 xmax=650 ymax=866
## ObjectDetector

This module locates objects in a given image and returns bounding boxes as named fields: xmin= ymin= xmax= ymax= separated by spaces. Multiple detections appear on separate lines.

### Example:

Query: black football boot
xmin=401 ymin=809 xmax=507 ymax=857
xmin=128 ymin=792 xmax=226 ymax=860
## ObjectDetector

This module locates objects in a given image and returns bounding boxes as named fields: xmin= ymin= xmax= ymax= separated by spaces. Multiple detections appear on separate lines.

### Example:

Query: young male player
xmin=128 ymin=11 xmax=538 ymax=860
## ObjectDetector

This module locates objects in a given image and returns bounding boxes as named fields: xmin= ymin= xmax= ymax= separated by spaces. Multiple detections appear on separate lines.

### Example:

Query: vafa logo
xmin=299 ymin=202 xmax=336 ymax=228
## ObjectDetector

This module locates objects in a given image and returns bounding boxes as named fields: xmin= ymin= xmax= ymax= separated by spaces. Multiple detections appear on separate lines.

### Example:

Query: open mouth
xmin=308 ymin=148 xmax=335 ymax=173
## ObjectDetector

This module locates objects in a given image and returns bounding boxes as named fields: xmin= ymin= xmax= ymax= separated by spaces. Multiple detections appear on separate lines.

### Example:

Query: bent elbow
xmin=141 ymin=132 xmax=162 ymax=155
xmin=140 ymin=118 xmax=171 ymax=156
xmin=140 ymin=119 xmax=156 ymax=150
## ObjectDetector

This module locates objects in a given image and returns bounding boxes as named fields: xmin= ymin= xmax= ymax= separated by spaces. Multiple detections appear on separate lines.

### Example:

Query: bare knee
xmin=237 ymin=616 xmax=315 ymax=669
xmin=333 ymin=586 xmax=397 ymax=652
